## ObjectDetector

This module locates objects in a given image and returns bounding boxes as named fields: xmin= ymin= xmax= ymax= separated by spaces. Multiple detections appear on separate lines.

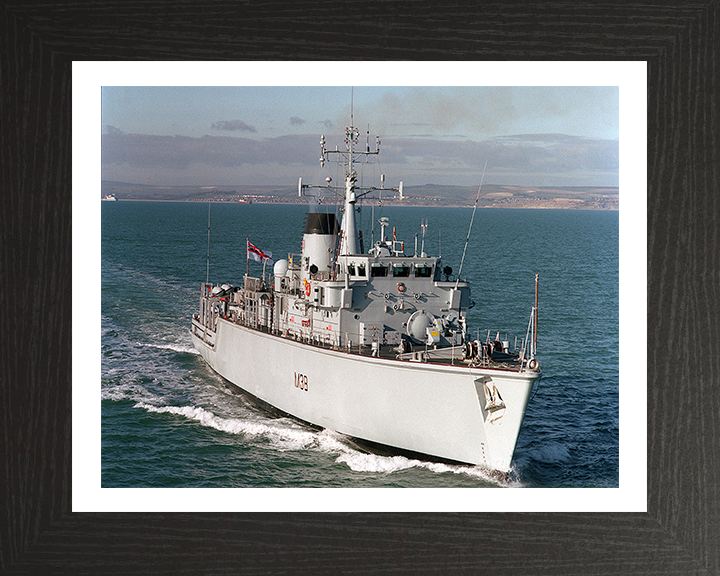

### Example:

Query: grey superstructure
xmin=190 ymin=116 xmax=541 ymax=473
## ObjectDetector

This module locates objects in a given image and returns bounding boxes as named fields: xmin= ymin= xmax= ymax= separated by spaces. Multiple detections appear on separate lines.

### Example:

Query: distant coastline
xmin=101 ymin=181 xmax=619 ymax=210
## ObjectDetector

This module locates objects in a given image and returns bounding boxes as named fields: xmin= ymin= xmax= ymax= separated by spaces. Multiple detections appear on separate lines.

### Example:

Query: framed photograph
xmin=2 ymin=3 xmax=716 ymax=574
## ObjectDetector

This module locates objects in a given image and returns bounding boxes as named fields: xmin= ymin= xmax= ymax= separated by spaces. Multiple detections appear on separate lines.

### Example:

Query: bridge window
xmin=371 ymin=265 xmax=388 ymax=277
xmin=415 ymin=265 xmax=433 ymax=278
xmin=347 ymin=264 xmax=356 ymax=275
xmin=392 ymin=265 xmax=410 ymax=277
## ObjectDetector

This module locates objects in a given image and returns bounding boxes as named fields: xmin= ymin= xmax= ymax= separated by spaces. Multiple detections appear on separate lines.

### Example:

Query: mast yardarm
xmin=300 ymin=117 xmax=400 ymax=256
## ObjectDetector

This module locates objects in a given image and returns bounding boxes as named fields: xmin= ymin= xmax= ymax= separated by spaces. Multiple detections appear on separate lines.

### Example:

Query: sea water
xmin=101 ymin=201 xmax=619 ymax=488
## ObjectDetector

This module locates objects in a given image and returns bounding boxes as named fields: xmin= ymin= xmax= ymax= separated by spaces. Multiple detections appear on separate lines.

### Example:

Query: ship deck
xmin=194 ymin=315 xmax=529 ymax=373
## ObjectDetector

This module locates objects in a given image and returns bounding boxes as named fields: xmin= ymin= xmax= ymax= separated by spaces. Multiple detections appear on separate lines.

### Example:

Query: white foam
xmin=307 ymin=430 xmax=509 ymax=484
xmin=336 ymin=452 xmax=418 ymax=473
xmin=140 ymin=342 xmax=200 ymax=355
xmin=101 ymin=384 xmax=164 ymax=404
xmin=135 ymin=402 xmax=319 ymax=450
xmin=334 ymin=450 xmax=508 ymax=485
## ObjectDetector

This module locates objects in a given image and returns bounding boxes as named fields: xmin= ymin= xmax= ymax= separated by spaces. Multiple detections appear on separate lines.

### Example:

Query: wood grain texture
xmin=1 ymin=1 xmax=718 ymax=574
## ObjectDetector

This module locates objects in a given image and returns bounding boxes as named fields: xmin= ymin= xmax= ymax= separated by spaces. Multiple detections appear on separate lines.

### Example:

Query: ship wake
xmin=131 ymin=399 xmax=516 ymax=486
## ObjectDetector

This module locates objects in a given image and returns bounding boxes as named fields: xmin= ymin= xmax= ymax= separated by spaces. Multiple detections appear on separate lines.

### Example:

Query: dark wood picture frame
xmin=1 ymin=2 xmax=717 ymax=574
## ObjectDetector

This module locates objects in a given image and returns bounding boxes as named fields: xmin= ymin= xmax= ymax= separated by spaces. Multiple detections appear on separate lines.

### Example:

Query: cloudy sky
xmin=101 ymin=85 xmax=618 ymax=188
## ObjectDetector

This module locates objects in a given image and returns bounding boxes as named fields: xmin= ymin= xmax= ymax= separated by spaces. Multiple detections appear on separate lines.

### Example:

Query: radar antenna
xmin=297 ymin=89 xmax=401 ymax=256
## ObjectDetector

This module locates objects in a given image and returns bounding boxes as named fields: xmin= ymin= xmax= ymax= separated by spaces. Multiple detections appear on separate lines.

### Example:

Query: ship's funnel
xmin=302 ymin=213 xmax=338 ymax=282
xmin=304 ymin=212 xmax=337 ymax=235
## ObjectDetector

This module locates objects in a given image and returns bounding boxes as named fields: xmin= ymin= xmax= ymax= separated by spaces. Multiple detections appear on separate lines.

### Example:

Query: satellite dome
xmin=274 ymin=259 xmax=289 ymax=276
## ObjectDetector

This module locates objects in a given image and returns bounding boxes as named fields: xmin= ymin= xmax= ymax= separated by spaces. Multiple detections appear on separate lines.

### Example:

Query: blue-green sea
xmin=102 ymin=201 xmax=619 ymax=488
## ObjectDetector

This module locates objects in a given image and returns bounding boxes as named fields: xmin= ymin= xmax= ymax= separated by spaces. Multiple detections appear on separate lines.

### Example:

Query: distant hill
xmin=101 ymin=181 xmax=619 ymax=210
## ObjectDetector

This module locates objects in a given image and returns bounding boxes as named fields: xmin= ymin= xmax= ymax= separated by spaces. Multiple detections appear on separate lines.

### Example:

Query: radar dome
xmin=274 ymin=259 xmax=289 ymax=276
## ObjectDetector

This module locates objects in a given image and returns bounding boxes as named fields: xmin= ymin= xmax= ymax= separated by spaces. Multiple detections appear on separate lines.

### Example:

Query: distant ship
xmin=102 ymin=194 xmax=117 ymax=201
xmin=191 ymin=114 xmax=541 ymax=473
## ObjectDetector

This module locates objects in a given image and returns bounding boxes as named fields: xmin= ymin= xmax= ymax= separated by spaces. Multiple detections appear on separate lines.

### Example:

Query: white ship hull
xmin=191 ymin=318 xmax=538 ymax=472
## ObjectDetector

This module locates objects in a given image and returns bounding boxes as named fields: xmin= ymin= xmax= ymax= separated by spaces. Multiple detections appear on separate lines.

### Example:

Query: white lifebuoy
xmin=528 ymin=358 xmax=538 ymax=370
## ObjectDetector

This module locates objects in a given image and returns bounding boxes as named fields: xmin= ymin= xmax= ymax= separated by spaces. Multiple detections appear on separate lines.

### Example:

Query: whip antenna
xmin=455 ymin=161 xmax=487 ymax=289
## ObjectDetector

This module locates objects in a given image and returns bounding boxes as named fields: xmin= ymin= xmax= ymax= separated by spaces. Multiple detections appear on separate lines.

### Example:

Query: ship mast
xmin=299 ymin=91 xmax=401 ymax=255
xmin=339 ymin=88 xmax=359 ymax=256
xmin=340 ymin=121 xmax=359 ymax=255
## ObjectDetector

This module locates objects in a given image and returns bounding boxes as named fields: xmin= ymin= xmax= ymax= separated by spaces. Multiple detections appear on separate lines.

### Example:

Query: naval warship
xmin=190 ymin=116 xmax=541 ymax=473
